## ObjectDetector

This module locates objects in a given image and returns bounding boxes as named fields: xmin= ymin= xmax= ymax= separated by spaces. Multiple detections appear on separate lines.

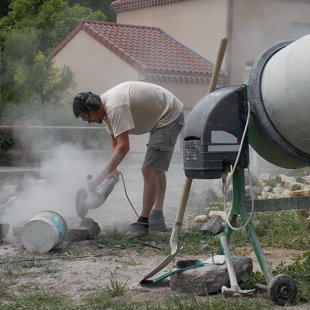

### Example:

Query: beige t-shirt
xmin=100 ymin=81 xmax=183 ymax=137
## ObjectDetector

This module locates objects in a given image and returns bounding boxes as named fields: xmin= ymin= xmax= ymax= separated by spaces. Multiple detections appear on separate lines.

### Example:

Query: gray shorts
xmin=142 ymin=112 xmax=184 ymax=171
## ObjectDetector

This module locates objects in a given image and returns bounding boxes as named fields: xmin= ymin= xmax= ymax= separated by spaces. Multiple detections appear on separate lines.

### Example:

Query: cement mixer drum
xmin=248 ymin=35 xmax=310 ymax=168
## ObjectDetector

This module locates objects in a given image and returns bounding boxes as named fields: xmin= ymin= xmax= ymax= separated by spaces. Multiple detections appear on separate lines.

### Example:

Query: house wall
xmin=143 ymin=80 xmax=210 ymax=109
xmin=115 ymin=0 xmax=310 ymax=84
xmin=230 ymin=0 xmax=310 ymax=83
xmin=116 ymin=0 xmax=228 ymax=70
xmin=52 ymin=30 xmax=139 ymax=95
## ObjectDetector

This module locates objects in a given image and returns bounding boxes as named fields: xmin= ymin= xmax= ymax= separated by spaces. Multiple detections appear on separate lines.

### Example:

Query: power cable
xmin=221 ymin=100 xmax=255 ymax=231
xmin=119 ymin=171 xmax=139 ymax=218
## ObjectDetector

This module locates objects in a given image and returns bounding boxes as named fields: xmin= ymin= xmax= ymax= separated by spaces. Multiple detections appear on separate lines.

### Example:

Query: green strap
xmin=152 ymin=261 xmax=204 ymax=283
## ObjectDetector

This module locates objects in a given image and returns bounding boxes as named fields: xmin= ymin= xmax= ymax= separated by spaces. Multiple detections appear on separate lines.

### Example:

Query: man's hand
xmin=87 ymin=131 xmax=129 ymax=193
xmin=87 ymin=179 xmax=97 ymax=193
xmin=87 ymin=174 xmax=104 ymax=192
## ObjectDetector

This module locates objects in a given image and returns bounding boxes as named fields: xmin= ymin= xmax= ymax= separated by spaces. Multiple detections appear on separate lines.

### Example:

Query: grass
xmin=274 ymin=251 xmax=310 ymax=302
xmin=82 ymin=294 xmax=273 ymax=310
xmin=0 ymin=201 xmax=309 ymax=308
xmin=242 ymin=251 xmax=310 ymax=303
xmin=0 ymin=291 xmax=73 ymax=310
xmin=263 ymin=176 xmax=282 ymax=188
xmin=230 ymin=210 xmax=310 ymax=251
xmin=104 ymin=271 xmax=127 ymax=297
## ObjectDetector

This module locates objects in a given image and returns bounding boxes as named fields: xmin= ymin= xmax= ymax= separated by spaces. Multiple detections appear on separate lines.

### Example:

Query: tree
xmin=68 ymin=0 xmax=116 ymax=22
xmin=1 ymin=29 xmax=74 ymax=119
xmin=0 ymin=0 xmax=107 ymax=120
xmin=0 ymin=0 xmax=107 ymax=52
xmin=0 ymin=0 xmax=11 ymax=18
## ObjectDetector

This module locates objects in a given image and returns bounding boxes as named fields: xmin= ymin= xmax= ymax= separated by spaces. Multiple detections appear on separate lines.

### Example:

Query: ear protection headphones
xmin=74 ymin=92 xmax=101 ymax=111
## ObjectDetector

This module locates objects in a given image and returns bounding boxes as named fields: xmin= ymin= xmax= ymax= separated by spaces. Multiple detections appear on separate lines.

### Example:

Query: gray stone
xmin=170 ymin=255 xmax=253 ymax=296
xmin=244 ymin=173 xmax=259 ymax=186
xmin=65 ymin=218 xmax=101 ymax=241
xmin=245 ymin=185 xmax=262 ymax=200
xmin=200 ymin=215 xmax=223 ymax=235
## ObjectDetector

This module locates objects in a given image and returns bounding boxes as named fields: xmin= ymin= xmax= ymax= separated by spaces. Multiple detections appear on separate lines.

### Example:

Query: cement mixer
xmin=183 ymin=35 xmax=310 ymax=305
xmin=248 ymin=35 xmax=310 ymax=168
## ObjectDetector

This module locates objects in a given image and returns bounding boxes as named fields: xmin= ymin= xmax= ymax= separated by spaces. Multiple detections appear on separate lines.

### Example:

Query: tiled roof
xmin=52 ymin=20 xmax=227 ymax=84
xmin=111 ymin=0 xmax=190 ymax=13
xmin=111 ymin=0 xmax=310 ymax=12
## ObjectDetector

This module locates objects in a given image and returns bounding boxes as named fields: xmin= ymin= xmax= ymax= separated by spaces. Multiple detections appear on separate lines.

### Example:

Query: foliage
xmin=0 ymin=0 xmax=106 ymax=52
xmin=0 ymin=0 xmax=11 ymax=18
xmin=0 ymin=0 xmax=108 ymax=118
xmin=68 ymin=0 xmax=116 ymax=22
xmin=253 ymin=210 xmax=310 ymax=250
xmin=273 ymin=251 xmax=310 ymax=302
xmin=263 ymin=176 xmax=282 ymax=188
xmin=104 ymin=271 xmax=127 ymax=297
xmin=1 ymin=29 xmax=74 ymax=110
xmin=242 ymin=252 xmax=310 ymax=303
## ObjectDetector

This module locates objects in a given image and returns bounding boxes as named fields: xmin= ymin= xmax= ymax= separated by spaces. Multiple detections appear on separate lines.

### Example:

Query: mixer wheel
xmin=268 ymin=274 xmax=297 ymax=306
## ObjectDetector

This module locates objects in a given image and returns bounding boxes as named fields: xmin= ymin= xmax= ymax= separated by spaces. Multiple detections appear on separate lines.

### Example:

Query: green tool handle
xmin=152 ymin=261 xmax=204 ymax=283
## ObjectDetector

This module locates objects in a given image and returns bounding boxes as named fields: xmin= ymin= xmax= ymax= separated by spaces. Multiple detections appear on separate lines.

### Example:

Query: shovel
xmin=144 ymin=255 xmax=226 ymax=284
xmin=220 ymin=235 xmax=256 ymax=297
xmin=140 ymin=37 xmax=228 ymax=284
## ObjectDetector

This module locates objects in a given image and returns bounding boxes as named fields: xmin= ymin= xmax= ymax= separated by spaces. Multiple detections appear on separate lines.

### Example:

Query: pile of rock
xmin=258 ymin=174 xmax=310 ymax=199
xmin=192 ymin=172 xmax=310 ymax=233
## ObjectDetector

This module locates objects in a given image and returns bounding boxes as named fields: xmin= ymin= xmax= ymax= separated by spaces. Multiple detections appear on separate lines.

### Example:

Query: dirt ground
xmin=0 ymin=236 xmax=309 ymax=309
xmin=0 ymin=162 xmax=309 ymax=308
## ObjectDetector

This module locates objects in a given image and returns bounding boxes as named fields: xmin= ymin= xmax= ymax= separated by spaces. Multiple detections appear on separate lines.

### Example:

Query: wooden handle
xmin=208 ymin=37 xmax=228 ymax=93
xmin=175 ymin=37 xmax=228 ymax=224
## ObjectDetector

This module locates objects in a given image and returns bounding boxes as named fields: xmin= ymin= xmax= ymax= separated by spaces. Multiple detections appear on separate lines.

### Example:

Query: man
xmin=72 ymin=81 xmax=184 ymax=238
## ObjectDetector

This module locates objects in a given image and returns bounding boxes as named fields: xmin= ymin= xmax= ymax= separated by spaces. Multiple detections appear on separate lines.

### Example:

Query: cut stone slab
xmin=170 ymin=255 xmax=253 ymax=296
xmin=65 ymin=218 xmax=101 ymax=241
xmin=200 ymin=215 xmax=224 ymax=235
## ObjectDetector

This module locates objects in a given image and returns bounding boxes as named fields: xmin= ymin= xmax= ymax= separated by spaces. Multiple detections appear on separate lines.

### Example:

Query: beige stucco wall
xmin=52 ymin=30 xmax=139 ymax=96
xmin=230 ymin=0 xmax=310 ymax=84
xmin=143 ymin=80 xmax=210 ymax=109
xmin=116 ymin=0 xmax=228 ymax=70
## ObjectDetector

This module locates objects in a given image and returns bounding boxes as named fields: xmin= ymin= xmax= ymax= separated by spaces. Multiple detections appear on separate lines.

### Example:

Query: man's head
xmin=73 ymin=92 xmax=103 ymax=123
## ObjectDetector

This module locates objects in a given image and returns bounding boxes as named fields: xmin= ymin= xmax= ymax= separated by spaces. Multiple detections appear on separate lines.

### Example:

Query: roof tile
xmin=52 ymin=20 xmax=227 ymax=84
xmin=111 ymin=0 xmax=190 ymax=13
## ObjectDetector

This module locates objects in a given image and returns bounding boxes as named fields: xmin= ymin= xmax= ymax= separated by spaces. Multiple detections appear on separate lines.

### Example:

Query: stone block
xmin=200 ymin=215 xmax=223 ymax=235
xmin=170 ymin=256 xmax=253 ymax=296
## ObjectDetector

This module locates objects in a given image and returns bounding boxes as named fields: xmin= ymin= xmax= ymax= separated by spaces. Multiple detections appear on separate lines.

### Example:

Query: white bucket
xmin=21 ymin=210 xmax=67 ymax=254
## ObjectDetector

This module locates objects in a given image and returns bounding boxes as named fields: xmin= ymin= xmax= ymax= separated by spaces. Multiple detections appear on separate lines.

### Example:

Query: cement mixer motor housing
xmin=183 ymin=84 xmax=249 ymax=179
xmin=184 ymin=35 xmax=310 ymax=179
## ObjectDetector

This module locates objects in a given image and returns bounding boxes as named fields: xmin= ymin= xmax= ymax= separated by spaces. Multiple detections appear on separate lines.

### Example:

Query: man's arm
xmin=88 ymin=131 xmax=130 ymax=191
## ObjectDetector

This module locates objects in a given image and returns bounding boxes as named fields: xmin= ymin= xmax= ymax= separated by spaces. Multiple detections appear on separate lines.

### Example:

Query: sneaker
xmin=149 ymin=215 xmax=167 ymax=232
xmin=125 ymin=222 xmax=148 ymax=238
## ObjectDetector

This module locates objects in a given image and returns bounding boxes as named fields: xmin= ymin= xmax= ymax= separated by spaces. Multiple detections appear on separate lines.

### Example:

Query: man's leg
xmin=125 ymin=113 xmax=184 ymax=237
xmin=141 ymin=169 xmax=166 ymax=217
xmin=125 ymin=169 xmax=166 ymax=237
xmin=153 ymin=171 xmax=166 ymax=212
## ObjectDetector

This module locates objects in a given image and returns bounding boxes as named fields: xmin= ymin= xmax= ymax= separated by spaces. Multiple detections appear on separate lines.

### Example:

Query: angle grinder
xmin=75 ymin=173 xmax=119 ymax=218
